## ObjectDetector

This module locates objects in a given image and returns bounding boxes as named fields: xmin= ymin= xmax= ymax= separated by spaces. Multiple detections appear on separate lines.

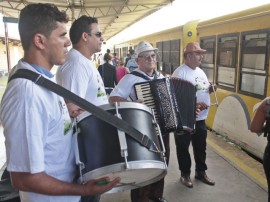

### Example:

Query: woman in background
xmin=116 ymin=59 xmax=129 ymax=83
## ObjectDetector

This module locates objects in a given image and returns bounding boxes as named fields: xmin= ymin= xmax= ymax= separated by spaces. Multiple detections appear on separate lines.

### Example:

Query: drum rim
xmin=76 ymin=102 xmax=154 ymax=122
xmin=106 ymin=169 xmax=167 ymax=194
xmin=79 ymin=160 xmax=167 ymax=193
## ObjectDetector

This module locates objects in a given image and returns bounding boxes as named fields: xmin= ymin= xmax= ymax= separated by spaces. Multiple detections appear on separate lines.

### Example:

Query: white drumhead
xmin=79 ymin=160 xmax=167 ymax=193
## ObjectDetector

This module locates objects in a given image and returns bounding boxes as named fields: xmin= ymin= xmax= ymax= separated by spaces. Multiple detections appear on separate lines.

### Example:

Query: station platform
xmin=100 ymin=131 xmax=268 ymax=202
xmin=0 ymin=129 xmax=268 ymax=202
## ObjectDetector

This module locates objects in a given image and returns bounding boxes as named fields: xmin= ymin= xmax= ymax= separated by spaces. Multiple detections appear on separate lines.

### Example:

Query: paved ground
xmin=100 ymin=131 xmax=267 ymax=202
xmin=0 ymin=129 xmax=267 ymax=202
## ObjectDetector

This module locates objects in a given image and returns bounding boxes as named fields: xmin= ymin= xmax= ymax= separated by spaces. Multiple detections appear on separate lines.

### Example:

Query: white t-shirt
xmin=0 ymin=60 xmax=79 ymax=202
xmin=56 ymin=48 xmax=108 ymax=106
xmin=172 ymin=64 xmax=210 ymax=121
xmin=110 ymin=69 xmax=164 ymax=101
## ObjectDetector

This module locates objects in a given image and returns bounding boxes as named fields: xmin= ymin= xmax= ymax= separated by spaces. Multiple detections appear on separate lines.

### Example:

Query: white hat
xmin=134 ymin=41 xmax=158 ymax=58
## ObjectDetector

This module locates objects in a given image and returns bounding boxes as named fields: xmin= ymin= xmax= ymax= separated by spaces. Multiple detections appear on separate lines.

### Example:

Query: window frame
xmin=156 ymin=39 xmax=180 ymax=75
xmin=216 ymin=33 xmax=239 ymax=92
xmin=200 ymin=36 xmax=216 ymax=83
xmin=238 ymin=29 xmax=270 ymax=99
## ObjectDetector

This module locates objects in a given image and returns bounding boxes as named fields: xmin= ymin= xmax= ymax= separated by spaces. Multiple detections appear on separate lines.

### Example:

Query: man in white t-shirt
xmin=56 ymin=16 xmax=111 ymax=202
xmin=0 ymin=4 xmax=119 ymax=202
xmin=56 ymin=16 xmax=108 ymax=118
xmin=172 ymin=42 xmax=216 ymax=188
xmin=109 ymin=41 xmax=169 ymax=202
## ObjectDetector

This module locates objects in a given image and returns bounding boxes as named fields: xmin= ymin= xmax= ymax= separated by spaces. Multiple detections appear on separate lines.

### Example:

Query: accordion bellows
xmin=172 ymin=77 xmax=197 ymax=133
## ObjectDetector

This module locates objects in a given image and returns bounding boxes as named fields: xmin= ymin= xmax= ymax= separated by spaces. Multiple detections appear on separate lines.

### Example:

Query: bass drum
xmin=75 ymin=102 xmax=167 ymax=193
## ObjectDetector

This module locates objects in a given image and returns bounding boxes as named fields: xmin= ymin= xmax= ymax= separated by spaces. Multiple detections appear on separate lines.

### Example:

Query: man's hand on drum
xmin=195 ymin=105 xmax=201 ymax=118
xmin=197 ymin=102 xmax=209 ymax=111
xmin=82 ymin=176 xmax=121 ymax=195
xmin=66 ymin=102 xmax=85 ymax=118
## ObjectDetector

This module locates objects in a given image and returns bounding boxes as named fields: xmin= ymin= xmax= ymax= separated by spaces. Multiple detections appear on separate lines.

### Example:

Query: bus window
xmin=239 ymin=30 xmax=269 ymax=98
xmin=157 ymin=41 xmax=163 ymax=72
xmin=162 ymin=40 xmax=171 ymax=74
xmin=121 ymin=47 xmax=128 ymax=62
xmin=200 ymin=37 xmax=216 ymax=83
xmin=217 ymin=34 xmax=238 ymax=90
xmin=157 ymin=39 xmax=180 ymax=75
xmin=170 ymin=39 xmax=180 ymax=73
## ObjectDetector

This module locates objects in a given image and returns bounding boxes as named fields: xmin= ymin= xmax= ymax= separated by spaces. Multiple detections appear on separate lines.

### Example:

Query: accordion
xmin=134 ymin=77 xmax=196 ymax=134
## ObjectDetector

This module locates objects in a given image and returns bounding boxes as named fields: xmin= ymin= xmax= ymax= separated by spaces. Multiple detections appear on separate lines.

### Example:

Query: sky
xmin=0 ymin=0 xmax=270 ymax=45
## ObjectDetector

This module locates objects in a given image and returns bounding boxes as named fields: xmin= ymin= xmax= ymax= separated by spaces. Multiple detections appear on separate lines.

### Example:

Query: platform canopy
xmin=0 ymin=0 xmax=174 ymax=41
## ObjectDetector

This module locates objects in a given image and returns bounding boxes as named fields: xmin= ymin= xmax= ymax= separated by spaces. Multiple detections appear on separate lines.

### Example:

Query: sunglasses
xmin=87 ymin=31 xmax=103 ymax=38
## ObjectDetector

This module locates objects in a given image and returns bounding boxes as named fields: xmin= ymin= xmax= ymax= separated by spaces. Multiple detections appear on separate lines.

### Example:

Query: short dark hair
xmin=104 ymin=53 xmax=111 ymax=62
xmin=69 ymin=15 xmax=98 ymax=45
xmin=119 ymin=59 xmax=124 ymax=66
xmin=19 ymin=3 xmax=69 ymax=51
xmin=129 ymin=49 xmax=135 ymax=55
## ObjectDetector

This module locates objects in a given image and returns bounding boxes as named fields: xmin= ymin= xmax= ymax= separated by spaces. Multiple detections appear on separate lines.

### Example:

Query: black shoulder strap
xmin=264 ymin=99 xmax=270 ymax=138
xmin=9 ymin=69 xmax=153 ymax=150
xmin=129 ymin=70 xmax=160 ymax=81
xmin=129 ymin=71 xmax=151 ymax=81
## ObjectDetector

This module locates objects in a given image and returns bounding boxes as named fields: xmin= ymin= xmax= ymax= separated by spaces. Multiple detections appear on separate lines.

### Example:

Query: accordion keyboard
xmin=134 ymin=83 xmax=159 ymax=123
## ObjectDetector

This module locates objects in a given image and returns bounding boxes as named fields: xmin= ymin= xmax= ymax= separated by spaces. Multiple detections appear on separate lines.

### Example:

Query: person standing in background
xmin=98 ymin=53 xmax=103 ymax=65
xmin=112 ymin=53 xmax=119 ymax=66
xmin=104 ymin=49 xmax=113 ymax=65
xmin=98 ymin=53 xmax=117 ymax=94
xmin=56 ymin=15 xmax=111 ymax=202
xmin=0 ymin=4 xmax=119 ymax=202
xmin=116 ymin=59 xmax=129 ymax=83
xmin=124 ymin=53 xmax=131 ymax=66
xmin=172 ymin=42 xmax=216 ymax=188
xmin=126 ymin=49 xmax=138 ymax=72
xmin=92 ymin=54 xmax=99 ymax=68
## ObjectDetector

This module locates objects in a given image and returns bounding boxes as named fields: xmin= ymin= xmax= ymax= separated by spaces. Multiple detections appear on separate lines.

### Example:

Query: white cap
xmin=134 ymin=41 xmax=158 ymax=58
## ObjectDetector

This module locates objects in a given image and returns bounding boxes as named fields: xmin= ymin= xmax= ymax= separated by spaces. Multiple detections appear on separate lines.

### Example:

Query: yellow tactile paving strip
xmin=207 ymin=130 xmax=267 ymax=191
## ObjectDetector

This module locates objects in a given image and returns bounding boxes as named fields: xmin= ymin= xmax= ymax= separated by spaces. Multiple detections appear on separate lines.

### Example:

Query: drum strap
xmin=8 ymin=69 xmax=154 ymax=150
xmin=129 ymin=70 xmax=160 ymax=80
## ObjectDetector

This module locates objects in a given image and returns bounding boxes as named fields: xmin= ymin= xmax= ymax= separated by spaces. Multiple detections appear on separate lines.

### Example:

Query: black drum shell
xmin=75 ymin=102 xmax=167 ymax=193
xmin=77 ymin=103 xmax=161 ymax=173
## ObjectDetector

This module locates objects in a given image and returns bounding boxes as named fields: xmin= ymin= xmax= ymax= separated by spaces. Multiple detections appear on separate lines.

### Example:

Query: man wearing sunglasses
xmin=56 ymin=15 xmax=107 ymax=118
xmin=109 ymin=41 xmax=169 ymax=202
xmin=56 ymin=15 xmax=107 ymax=202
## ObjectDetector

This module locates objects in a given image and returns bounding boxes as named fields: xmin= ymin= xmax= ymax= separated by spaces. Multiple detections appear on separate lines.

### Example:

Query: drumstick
xmin=97 ymin=179 xmax=142 ymax=188
xmin=117 ymin=182 xmax=142 ymax=188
